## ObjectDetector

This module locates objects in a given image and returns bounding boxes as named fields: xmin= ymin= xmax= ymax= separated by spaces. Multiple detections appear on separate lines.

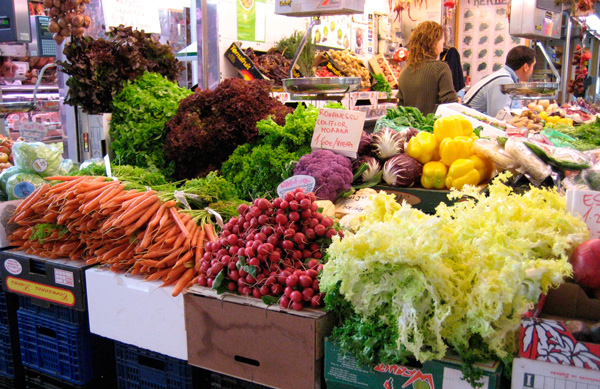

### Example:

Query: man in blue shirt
xmin=463 ymin=46 xmax=536 ymax=117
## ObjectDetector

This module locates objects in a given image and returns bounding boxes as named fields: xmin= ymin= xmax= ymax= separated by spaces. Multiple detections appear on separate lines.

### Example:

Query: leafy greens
xmin=321 ymin=174 xmax=589 ymax=386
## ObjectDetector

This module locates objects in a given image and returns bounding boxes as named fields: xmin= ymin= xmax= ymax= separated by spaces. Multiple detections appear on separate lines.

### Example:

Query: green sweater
xmin=397 ymin=60 xmax=459 ymax=115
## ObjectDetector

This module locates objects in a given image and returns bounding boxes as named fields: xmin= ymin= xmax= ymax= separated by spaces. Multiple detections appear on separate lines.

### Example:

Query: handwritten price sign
xmin=566 ymin=189 xmax=600 ymax=238
xmin=311 ymin=108 xmax=365 ymax=158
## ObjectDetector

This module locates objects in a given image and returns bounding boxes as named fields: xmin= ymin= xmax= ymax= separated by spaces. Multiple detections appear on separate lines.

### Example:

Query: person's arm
xmin=485 ymin=79 xmax=513 ymax=117
xmin=438 ymin=65 xmax=459 ymax=104
xmin=396 ymin=88 xmax=404 ymax=106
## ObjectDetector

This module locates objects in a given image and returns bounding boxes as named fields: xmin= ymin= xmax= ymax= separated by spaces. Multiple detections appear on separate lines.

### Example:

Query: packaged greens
xmin=12 ymin=142 xmax=63 ymax=177
xmin=6 ymin=173 xmax=45 ymax=200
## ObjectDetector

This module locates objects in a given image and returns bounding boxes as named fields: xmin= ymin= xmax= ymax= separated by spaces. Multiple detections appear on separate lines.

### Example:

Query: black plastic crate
xmin=24 ymin=367 xmax=89 ymax=389
xmin=18 ymin=296 xmax=87 ymax=325
xmin=0 ymin=324 xmax=20 ymax=380
xmin=115 ymin=342 xmax=193 ymax=389
xmin=0 ymin=372 xmax=20 ymax=389
xmin=17 ymin=309 xmax=94 ymax=386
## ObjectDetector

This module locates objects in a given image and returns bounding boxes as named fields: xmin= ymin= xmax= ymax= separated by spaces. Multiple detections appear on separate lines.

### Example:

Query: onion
xmin=569 ymin=238 xmax=600 ymax=289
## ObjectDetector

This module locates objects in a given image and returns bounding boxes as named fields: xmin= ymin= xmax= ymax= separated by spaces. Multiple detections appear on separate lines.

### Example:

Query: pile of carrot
xmin=8 ymin=175 xmax=218 ymax=296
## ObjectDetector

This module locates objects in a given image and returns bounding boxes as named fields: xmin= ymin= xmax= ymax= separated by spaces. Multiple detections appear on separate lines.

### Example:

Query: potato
xmin=538 ymin=99 xmax=550 ymax=110
xmin=527 ymin=102 xmax=537 ymax=110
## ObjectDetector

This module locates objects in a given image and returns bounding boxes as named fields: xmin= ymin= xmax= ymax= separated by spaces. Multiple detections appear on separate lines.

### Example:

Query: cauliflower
xmin=293 ymin=149 xmax=353 ymax=202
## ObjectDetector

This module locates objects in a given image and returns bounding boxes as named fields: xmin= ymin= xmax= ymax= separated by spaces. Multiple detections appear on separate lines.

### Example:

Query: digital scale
xmin=29 ymin=16 xmax=56 ymax=58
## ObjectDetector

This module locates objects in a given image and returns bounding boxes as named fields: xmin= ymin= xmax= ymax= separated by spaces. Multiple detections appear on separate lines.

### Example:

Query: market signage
xmin=15 ymin=121 xmax=47 ymax=142
xmin=311 ymin=108 xmax=365 ymax=158
xmin=102 ymin=0 xmax=161 ymax=34
xmin=277 ymin=175 xmax=315 ymax=198
xmin=5 ymin=276 xmax=76 ymax=306
xmin=567 ymin=189 xmax=600 ymax=239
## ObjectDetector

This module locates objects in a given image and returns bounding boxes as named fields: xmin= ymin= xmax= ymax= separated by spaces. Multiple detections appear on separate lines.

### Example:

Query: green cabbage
xmin=12 ymin=142 xmax=63 ymax=177
xmin=57 ymin=159 xmax=78 ymax=176
xmin=6 ymin=173 xmax=45 ymax=200
xmin=0 ymin=166 xmax=26 ymax=194
xmin=321 ymin=173 xmax=589 ymax=383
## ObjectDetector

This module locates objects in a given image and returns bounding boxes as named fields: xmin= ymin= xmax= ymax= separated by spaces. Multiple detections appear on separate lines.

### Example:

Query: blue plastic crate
xmin=0 ymin=290 xmax=9 ymax=329
xmin=18 ymin=296 xmax=87 ymax=325
xmin=16 ymin=309 xmax=93 ymax=386
xmin=0 ymin=325 xmax=18 ymax=379
xmin=115 ymin=342 xmax=193 ymax=389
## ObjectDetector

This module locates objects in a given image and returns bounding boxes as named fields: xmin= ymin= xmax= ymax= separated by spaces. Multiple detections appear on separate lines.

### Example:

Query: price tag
xmin=277 ymin=175 xmax=315 ymax=198
xmin=104 ymin=154 xmax=113 ymax=178
xmin=15 ymin=121 xmax=47 ymax=142
xmin=334 ymin=192 xmax=373 ymax=216
xmin=311 ymin=108 xmax=365 ymax=158
xmin=566 ymin=189 xmax=600 ymax=238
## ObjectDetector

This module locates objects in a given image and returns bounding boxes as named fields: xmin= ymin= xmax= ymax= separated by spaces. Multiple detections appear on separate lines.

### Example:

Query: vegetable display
xmin=59 ymin=25 xmax=184 ymax=114
xmin=569 ymin=238 xmax=600 ymax=290
xmin=12 ymin=142 xmax=63 ymax=177
xmin=164 ymin=78 xmax=292 ymax=179
xmin=222 ymin=103 xmax=342 ymax=200
xmin=292 ymin=149 xmax=353 ymax=202
xmin=7 ymin=176 xmax=217 ymax=297
xmin=109 ymin=72 xmax=193 ymax=177
xmin=321 ymin=175 xmax=588 ymax=385
xmin=385 ymin=106 xmax=437 ymax=132
xmin=197 ymin=188 xmax=342 ymax=310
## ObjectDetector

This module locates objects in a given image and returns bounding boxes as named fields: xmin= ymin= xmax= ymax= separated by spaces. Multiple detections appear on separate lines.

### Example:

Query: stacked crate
xmin=0 ymin=286 xmax=22 ymax=388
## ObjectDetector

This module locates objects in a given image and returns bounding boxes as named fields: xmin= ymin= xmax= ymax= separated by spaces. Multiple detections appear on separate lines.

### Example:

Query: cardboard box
xmin=373 ymin=185 xmax=457 ymax=214
xmin=85 ymin=267 xmax=187 ymax=360
xmin=368 ymin=54 xmax=398 ymax=89
xmin=184 ymin=286 xmax=335 ymax=389
xmin=435 ymin=103 xmax=511 ymax=138
xmin=519 ymin=282 xmax=600 ymax=370
xmin=512 ymin=357 xmax=600 ymax=389
xmin=0 ymin=250 xmax=92 ymax=311
xmin=0 ymin=200 xmax=22 ymax=248
xmin=275 ymin=0 xmax=365 ymax=17
xmin=325 ymin=339 xmax=503 ymax=389
xmin=224 ymin=43 xmax=269 ymax=81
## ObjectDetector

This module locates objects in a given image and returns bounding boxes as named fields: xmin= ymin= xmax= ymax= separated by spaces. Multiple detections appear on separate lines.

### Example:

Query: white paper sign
xmin=311 ymin=108 xmax=365 ymax=158
xmin=102 ymin=0 xmax=161 ymax=33
xmin=334 ymin=192 xmax=373 ymax=215
xmin=277 ymin=175 xmax=316 ymax=198
xmin=16 ymin=121 xmax=47 ymax=142
xmin=566 ymin=189 xmax=600 ymax=239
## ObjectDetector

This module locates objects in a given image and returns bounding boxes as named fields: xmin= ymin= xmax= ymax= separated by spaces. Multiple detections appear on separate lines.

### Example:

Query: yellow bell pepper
xmin=406 ymin=132 xmax=437 ymax=164
xmin=558 ymin=117 xmax=573 ymax=126
xmin=457 ymin=116 xmax=474 ymax=137
xmin=469 ymin=154 xmax=494 ymax=182
xmin=538 ymin=111 xmax=548 ymax=121
xmin=421 ymin=161 xmax=448 ymax=189
xmin=445 ymin=159 xmax=481 ymax=190
xmin=433 ymin=116 xmax=464 ymax=144
xmin=546 ymin=115 xmax=561 ymax=124
xmin=439 ymin=136 xmax=474 ymax=167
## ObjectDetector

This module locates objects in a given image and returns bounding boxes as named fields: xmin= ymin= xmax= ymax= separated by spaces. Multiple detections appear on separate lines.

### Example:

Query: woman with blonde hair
xmin=397 ymin=21 xmax=458 ymax=114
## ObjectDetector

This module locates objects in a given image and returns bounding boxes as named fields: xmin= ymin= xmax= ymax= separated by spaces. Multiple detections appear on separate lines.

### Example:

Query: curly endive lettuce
xmin=321 ymin=173 xmax=588 ymax=379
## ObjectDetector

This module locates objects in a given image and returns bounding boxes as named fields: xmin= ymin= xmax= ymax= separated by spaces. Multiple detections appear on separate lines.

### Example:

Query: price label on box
xmin=566 ymin=189 xmax=600 ymax=238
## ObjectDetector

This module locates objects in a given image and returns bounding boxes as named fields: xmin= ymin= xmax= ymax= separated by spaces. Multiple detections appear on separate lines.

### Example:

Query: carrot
xmin=194 ymin=230 xmax=206 ymax=271
xmin=146 ymin=267 xmax=171 ymax=281
xmin=14 ymin=183 xmax=51 ymax=214
xmin=179 ymin=212 xmax=192 ymax=224
xmin=101 ymin=191 xmax=141 ymax=209
xmin=204 ymin=223 xmax=218 ymax=242
xmin=173 ymin=250 xmax=194 ymax=269
xmin=155 ymin=247 xmax=185 ymax=268
xmin=165 ymin=264 xmax=188 ymax=281
xmin=124 ymin=201 xmax=162 ymax=236
xmin=170 ymin=208 xmax=189 ymax=240
xmin=120 ymin=190 xmax=156 ymax=210
xmin=118 ymin=196 xmax=159 ymax=223
xmin=140 ymin=248 xmax=173 ymax=259
xmin=82 ymin=183 xmax=121 ymax=213
xmin=172 ymin=268 xmax=196 ymax=297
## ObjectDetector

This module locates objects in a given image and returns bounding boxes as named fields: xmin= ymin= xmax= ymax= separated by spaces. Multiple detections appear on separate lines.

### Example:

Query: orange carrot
xmin=14 ymin=183 xmax=51 ymax=214
xmin=170 ymin=208 xmax=189 ymax=240
xmin=146 ymin=267 xmax=171 ymax=281
xmin=173 ymin=250 xmax=194 ymax=269
xmin=194 ymin=230 xmax=206 ymax=271
xmin=165 ymin=264 xmax=188 ymax=281
xmin=155 ymin=247 xmax=185 ymax=268
xmin=123 ymin=201 xmax=162 ymax=235
xmin=204 ymin=223 xmax=218 ymax=242
xmin=172 ymin=268 xmax=196 ymax=297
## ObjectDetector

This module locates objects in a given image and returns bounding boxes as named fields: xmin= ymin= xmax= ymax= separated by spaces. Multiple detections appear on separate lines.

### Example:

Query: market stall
xmin=3 ymin=0 xmax=600 ymax=388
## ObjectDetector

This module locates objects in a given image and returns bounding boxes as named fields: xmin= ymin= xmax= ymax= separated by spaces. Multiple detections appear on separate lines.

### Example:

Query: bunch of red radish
xmin=197 ymin=188 xmax=343 ymax=310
